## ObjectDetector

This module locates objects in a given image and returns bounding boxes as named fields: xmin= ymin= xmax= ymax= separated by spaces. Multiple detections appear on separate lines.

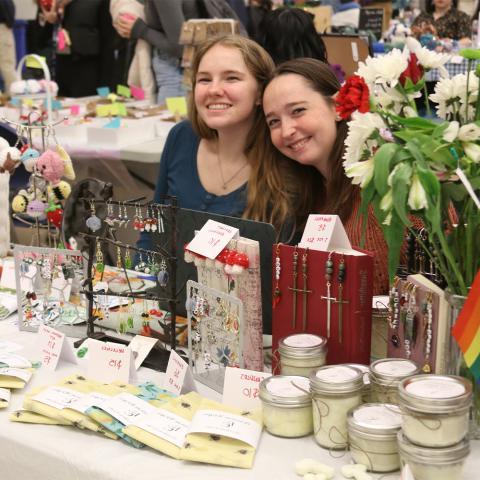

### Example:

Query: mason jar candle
xmin=347 ymin=403 xmax=402 ymax=472
xmin=278 ymin=334 xmax=327 ymax=377
xmin=345 ymin=363 xmax=371 ymax=403
xmin=397 ymin=431 xmax=470 ymax=480
xmin=369 ymin=358 xmax=420 ymax=404
xmin=398 ymin=375 xmax=472 ymax=448
xmin=309 ymin=365 xmax=364 ymax=450
xmin=259 ymin=375 xmax=313 ymax=438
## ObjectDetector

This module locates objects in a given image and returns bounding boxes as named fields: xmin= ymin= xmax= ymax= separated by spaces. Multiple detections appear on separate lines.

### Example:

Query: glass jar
xmin=369 ymin=358 xmax=420 ymax=404
xmin=397 ymin=432 xmax=470 ymax=480
xmin=259 ymin=375 xmax=313 ymax=438
xmin=345 ymin=363 xmax=371 ymax=403
xmin=347 ymin=403 xmax=402 ymax=472
xmin=309 ymin=365 xmax=364 ymax=450
xmin=398 ymin=375 xmax=472 ymax=447
xmin=278 ymin=334 xmax=327 ymax=377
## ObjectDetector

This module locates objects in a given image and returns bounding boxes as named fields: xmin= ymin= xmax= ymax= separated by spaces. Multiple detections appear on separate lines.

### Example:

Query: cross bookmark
xmin=287 ymin=247 xmax=299 ymax=328
xmin=320 ymin=252 xmax=336 ymax=338
xmin=334 ymin=255 xmax=349 ymax=343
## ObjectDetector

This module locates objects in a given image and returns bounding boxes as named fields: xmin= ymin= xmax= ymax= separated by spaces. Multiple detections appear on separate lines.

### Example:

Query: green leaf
xmin=384 ymin=211 xmax=405 ymax=282
xmin=416 ymin=165 xmax=441 ymax=198
xmin=442 ymin=182 xmax=468 ymax=202
xmin=374 ymin=143 xmax=400 ymax=196
xmin=432 ymin=122 xmax=450 ymax=139
xmin=358 ymin=180 xmax=377 ymax=247
xmin=391 ymin=163 xmax=412 ymax=226
xmin=460 ymin=48 xmax=480 ymax=60
xmin=390 ymin=115 xmax=438 ymax=129
xmin=405 ymin=139 xmax=426 ymax=166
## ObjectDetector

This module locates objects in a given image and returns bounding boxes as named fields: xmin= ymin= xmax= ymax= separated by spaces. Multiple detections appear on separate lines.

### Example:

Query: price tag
xmin=133 ymin=409 xmax=190 ymax=448
xmin=0 ymin=367 xmax=32 ymax=383
xmin=186 ymin=219 xmax=239 ymax=260
xmin=0 ymin=387 xmax=11 ymax=402
xmin=163 ymin=350 xmax=196 ymax=395
xmin=37 ymin=324 xmax=77 ymax=371
xmin=222 ymin=367 xmax=270 ymax=410
xmin=87 ymin=339 xmax=136 ymax=383
xmin=299 ymin=214 xmax=351 ymax=251
xmin=0 ymin=353 xmax=31 ymax=368
xmin=128 ymin=335 xmax=158 ymax=370
xmin=32 ymin=387 xmax=85 ymax=410
xmin=100 ymin=392 xmax=156 ymax=426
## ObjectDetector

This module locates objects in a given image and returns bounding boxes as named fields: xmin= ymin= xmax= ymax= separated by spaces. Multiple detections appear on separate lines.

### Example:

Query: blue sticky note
xmin=97 ymin=86 xmax=110 ymax=98
xmin=104 ymin=117 xmax=121 ymax=129
xmin=10 ymin=97 xmax=21 ymax=106
xmin=45 ymin=99 xmax=62 ymax=110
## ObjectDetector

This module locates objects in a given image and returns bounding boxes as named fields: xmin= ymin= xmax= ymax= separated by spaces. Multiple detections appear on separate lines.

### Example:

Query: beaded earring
xmin=95 ymin=239 xmax=104 ymax=273
xmin=273 ymin=244 xmax=282 ymax=308
xmin=86 ymin=200 xmax=102 ymax=232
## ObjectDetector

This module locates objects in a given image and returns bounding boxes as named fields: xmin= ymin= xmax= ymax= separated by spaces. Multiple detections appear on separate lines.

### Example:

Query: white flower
xmin=458 ymin=123 xmax=480 ymax=142
xmin=343 ymin=112 xmax=386 ymax=165
xmin=408 ymin=174 xmax=428 ymax=210
xmin=387 ymin=164 xmax=401 ymax=187
xmin=356 ymin=49 xmax=409 ymax=88
xmin=443 ymin=121 xmax=460 ymax=142
xmin=383 ymin=212 xmax=392 ymax=226
xmin=463 ymin=142 xmax=480 ymax=162
xmin=415 ymin=49 xmax=450 ymax=78
xmin=403 ymin=106 xmax=417 ymax=117
xmin=429 ymin=77 xmax=457 ymax=119
xmin=380 ymin=190 xmax=393 ymax=211
xmin=344 ymin=157 xmax=374 ymax=188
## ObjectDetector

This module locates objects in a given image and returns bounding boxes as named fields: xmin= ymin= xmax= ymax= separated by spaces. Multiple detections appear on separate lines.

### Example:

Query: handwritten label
xmin=0 ymin=367 xmax=32 ymax=383
xmin=189 ymin=409 xmax=262 ymax=448
xmin=68 ymin=392 xmax=110 ymax=414
xmin=87 ymin=339 xmax=135 ymax=383
xmin=222 ymin=367 xmax=271 ymax=410
xmin=100 ymin=392 xmax=156 ymax=426
xmin=32 ymin=387 xmax=85 ymax=410
xmin=0 ymin=387 xmax=10 ymax=402
xmin=359 ymin=8 xmax=384 ymax=40
xmin=133 ymin=409 xmax=190 ymax=447
xmin=186 ymin=219 xmax=239 ymax=260
xmin=0 ymin=353 xmax=31 ymax=369
xmin=165 ymin=96 xmax=187 ymax=116
xmin=129 ymin=335 xmax=158 ymax=370
xmin=163 ymin=350 xmax=196 ymax=395
xmin=299 ymin=214 xmax=351 ymax=251
xmin=38 ymin=324 xmax=77 ymax=370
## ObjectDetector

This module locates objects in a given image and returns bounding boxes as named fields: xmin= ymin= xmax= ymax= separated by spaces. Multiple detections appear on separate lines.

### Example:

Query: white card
xmin=222 ymin=367 xmax=271 ymax=410
xmin=163 ymin=350 xmax=196 ymax=395
xmin=0 ymin=387 xmax=11 ymax=402
xmin=32 ymin=386 xmax=85 ymax=410
xmin=0 ymin=353 xmax=31 ymax=368
xmin=100 ymin=392 xmax=156 ymax=426
xmin=186 ymin=219 xmax=239 ymax=259
xmin=0 ymin=367 xmax=32 ymax=383
xmin=67 ymin=392 xmax=110 ymax=414
xmin=87 ymin=339 xmax=136 ymax=383
xmin=0 ymin=259 xmax=16 ymax=290
xmin=37 ymin=324 xmax=77 ymax=370
xmin=129 ymin=335 xmax=158 ymax=370
xmin=189 ymin=409 xmax=262 ymax=449
xmin=299 ymin=214 xmax=352 ymax=251
xmin=133 ymin=409 xmax=190 ymax=448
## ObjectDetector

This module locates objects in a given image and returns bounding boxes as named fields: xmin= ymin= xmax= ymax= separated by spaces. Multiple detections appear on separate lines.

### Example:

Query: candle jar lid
xmin=259 ymin=375 xmax=311 ymax=408
xmin=278 ymin=334 xmax=327 ymax=359
xmin=397 ymin=431 xmax=470 ymax=465
xmin=370 ymin=358 xmax=420 ymax=387
xmin=310 ymin=365 xmax=364 ymax=395
xmin=398 ymin=375 xmax=472 ymax=414
xmin=345 ymin=363 xmax=370 ymax=385
xmin=348 ymin=403 xmax=402 ymax=440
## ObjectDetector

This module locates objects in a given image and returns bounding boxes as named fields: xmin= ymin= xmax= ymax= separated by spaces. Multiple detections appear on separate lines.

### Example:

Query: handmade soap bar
xmin=0 ymin=367 xmax=33 ymax=389
xmin=9 ymin=409 xmax=71 ymax=425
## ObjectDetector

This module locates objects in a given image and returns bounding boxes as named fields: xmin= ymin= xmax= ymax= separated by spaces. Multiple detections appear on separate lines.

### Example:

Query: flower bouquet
xmin=336 ymin=38 xmax=480 ymax=297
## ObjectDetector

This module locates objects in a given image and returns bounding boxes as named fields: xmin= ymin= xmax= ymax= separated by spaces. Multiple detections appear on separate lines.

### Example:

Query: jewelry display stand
xmin=272 ymin=244 xmax=374 ymax=370
xmin=187 ymin=280 xmax=244 ymax=393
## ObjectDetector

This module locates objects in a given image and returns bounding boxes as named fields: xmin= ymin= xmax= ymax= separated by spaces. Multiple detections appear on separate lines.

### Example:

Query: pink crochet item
xmin=36 ymin=149 xmax=65 ymax=184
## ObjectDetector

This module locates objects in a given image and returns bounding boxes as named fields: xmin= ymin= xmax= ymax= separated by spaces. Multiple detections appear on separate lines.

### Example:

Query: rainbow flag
xmin=452 ymin=270 xmax=480 ymax=380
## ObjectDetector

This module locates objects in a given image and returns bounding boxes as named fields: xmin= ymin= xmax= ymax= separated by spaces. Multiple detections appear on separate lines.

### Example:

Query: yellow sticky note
xmin=96 ymin=104 xmax=112 ymax=117
xmin=110 ymin=103 xmax=120 ymax=115
xmin=22 ymin=98 xmax=34 ymax=107
xmin=114 ymin=103 xmax=127 ymax=116
xmin=166 ymin=97 xmax=188 ymax=116
xmin=116 ymin=84 xmax=132 ymax=98
xmin=107 ymin=93 xmax=118 ymax=103
xmin=25 ymin=55 xmax=46 ymax=69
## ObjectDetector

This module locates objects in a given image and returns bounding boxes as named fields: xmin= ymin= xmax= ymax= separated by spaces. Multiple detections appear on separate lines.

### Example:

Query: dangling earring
xmin=157 ymin=258 xmax=169 ymax=287
xmin=273 ymin=243 xmax=282 ymax=308
xmin=86 ymin=200 xmax=102 ymax=232
xmin=95 ymin=239 xmax=104 ymax=273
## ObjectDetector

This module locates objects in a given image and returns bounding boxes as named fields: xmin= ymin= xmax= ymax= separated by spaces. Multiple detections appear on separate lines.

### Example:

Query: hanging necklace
xmin=217 ymin=151 xmax=248 ymax=190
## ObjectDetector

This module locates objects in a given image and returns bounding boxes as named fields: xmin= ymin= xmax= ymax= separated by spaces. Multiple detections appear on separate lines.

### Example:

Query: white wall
xmin=13 ymin=0 xmax=37 ymax=21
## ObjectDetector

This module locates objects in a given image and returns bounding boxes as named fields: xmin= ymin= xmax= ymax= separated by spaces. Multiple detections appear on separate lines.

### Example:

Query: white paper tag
xmin=38 ymin=324 xmax=77 ymax=370
xmin=406 ymin=379 xmax=466 ymax=399
xmin=353 ymin=404 xmax=402 ymax=428
xmin=315 ymin=365 xmax=360 ymax=382
xmin=32 ymin=387 xmax=86 ymax=410
xmin=456 ymin=167 xmax=480 ymax=209
xmin=0 ymin=259 xmax=16 ymax=290
xmin=67 ymin=392 xmax=110 ymax=414
xmin=129 ymin=335 xmax=158 ymax=370
xmin=351 ymin=41 xmax=359 ymax=62
xmin=299 ymin=214 xmax=351 ymax=251
xmin=374 ymin=360 xmax=417 ymax=376
xmin=283 ymin=334 xmax=324 ymax=348
xmin=100 ymin=392 xmax=157 ymax=426
xmin=189 ymin=409 xmax=262 ymax=449
xmin=0 ymin=387 xmax=11 ymax=402
xmin=0 ymin=353 xmax=31 ymax=368
xmin=0 ymin=367 xmax=32 ymax=383
xmin=222 ymin=367 xmax=271 ymax=410
xmin=87 ymin=339 xmax=136 ymax=383
xmin=163 ymin=350 xmax=196 ymax=395
xmin=186 ymin=219 xmax=239 ymax=259
xmin=133 ymin=409 xmax=190 ymax=448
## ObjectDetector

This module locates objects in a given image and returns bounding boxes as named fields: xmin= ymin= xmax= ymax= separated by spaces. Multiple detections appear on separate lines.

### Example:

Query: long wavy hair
xmin=247 ymin=58 xmax=355 ymax=232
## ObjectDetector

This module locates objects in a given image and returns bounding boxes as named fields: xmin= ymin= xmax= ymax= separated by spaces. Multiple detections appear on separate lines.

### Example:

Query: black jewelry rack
xmin=76 ymin=196 xmax=179 ymax=372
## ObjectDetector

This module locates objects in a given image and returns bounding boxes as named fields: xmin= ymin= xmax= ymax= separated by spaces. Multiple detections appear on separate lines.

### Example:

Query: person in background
xmin=411 ymin=0 xmax=471 ymax=42
xmin=261 ymin=58 xmax=389 ymax=294
xmin=0 ymin=0 xmax=16 ymax=94
xmin=115 ymin=0 xmax=201 ymax=104
xmin=247 ymin=0 xmax=273 ymax=42
xmin=226 ymin=0 xmax=249 ymax=27
xmin=331 ymin=0 xmax=361 ymax=29
xmin=258 ymin=7 xmax=328 ymax=65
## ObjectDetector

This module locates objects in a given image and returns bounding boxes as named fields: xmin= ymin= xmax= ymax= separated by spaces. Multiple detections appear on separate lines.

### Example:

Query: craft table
xmin=0 ymin=320 xmax=479 ymax=480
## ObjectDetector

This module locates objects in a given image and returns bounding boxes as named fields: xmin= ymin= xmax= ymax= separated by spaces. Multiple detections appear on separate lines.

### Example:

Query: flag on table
xmin=452 ymin=270 xmax=480 ymax=380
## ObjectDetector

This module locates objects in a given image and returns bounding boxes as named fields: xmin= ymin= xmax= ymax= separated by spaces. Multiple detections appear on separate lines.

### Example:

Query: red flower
xmin=335 ymin=75 xmax=370 ymax=120
xmin=399 ymin=53 xmax=423 ymax=87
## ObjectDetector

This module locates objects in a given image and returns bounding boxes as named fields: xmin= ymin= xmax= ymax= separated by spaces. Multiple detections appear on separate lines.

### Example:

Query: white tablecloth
xmin=0 ymin=320 xmax=479 ymax=480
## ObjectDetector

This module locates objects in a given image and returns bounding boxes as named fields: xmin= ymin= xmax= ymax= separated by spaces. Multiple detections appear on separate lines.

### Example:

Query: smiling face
xmin=263 ymin=73 xmax=338 ymax=177
xmin=194 ymin=44 xmax=261 ymax=134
